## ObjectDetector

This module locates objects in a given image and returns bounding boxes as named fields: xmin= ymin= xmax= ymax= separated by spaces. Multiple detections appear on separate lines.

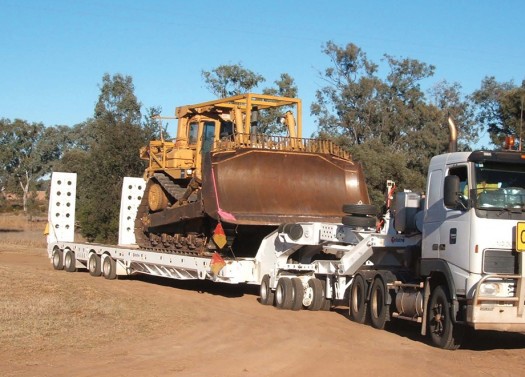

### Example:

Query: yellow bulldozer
xmin=135 ymin=93 xmax=370 ymax=256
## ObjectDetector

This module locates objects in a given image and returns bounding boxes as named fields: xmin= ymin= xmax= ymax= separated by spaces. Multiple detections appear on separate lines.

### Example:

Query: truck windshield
xmin=474 ymin=162 xmax=525 ymax=209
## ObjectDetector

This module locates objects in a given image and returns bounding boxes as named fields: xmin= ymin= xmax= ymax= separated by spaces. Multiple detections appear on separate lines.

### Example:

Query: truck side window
xmin=448 ymin=167 xmax=468 ymax=194
xmin=448 ymin=166 xmax=468 ymax=207
xmin=189 ymin=122 xmax=198 ymax=145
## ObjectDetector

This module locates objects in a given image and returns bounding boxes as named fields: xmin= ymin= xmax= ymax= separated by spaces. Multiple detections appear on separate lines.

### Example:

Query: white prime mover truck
xmin=47 ymin=147 xmax=525 ymax=350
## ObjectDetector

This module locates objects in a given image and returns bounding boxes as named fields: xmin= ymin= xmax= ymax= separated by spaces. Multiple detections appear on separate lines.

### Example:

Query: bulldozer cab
xmin=141 ymin=93 xmax=304 ymax=183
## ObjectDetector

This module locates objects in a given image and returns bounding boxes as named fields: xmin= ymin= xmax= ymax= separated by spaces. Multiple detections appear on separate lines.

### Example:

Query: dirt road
xmin=1 ymin=243 xmax=525 ymax=377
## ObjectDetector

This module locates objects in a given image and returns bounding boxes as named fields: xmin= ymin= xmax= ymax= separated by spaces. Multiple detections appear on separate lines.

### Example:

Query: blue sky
xmin=1 ymin=1 xmax=523 ymax=144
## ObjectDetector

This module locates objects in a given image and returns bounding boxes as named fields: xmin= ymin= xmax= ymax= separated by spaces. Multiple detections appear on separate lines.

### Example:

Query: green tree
xmin=311 ymin=41 xmax=476 ymax=205
xmin=60 ymin=73 xmax=154 ymax=243
xmin=202 ymin=63 xmax=265 ymax=98
xmin=0 ymin=119 xmax=58 ymax=212
xmin=471 ymin=76 xmax=525 ymax=147
xmin=202 ymin=64 xmax=299 ymax=135
xmin=260 ymin=73 xmax=300 ymax=135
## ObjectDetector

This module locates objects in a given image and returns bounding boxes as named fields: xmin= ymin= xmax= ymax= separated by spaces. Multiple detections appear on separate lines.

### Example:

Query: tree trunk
xmin=19 ymin=171 xmax=31 ymax=213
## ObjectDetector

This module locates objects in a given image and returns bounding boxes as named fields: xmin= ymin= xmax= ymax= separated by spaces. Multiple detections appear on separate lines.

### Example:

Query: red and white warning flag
xmin=210 ymin=252 xmax=226 ymax=277
xmin=212 ymin=222 xmax=227 ymax=249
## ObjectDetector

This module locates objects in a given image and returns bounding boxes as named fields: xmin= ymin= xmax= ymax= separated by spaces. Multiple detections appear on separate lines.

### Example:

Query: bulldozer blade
xmin=201 ymin=148 xmax=370 ymax=225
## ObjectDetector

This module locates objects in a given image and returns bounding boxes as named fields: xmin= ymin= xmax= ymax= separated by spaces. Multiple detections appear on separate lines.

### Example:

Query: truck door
xmin=422 ymin=168 xmax=444 ymax=260
xmin=439 ymin=165 xmax=471 ymax=293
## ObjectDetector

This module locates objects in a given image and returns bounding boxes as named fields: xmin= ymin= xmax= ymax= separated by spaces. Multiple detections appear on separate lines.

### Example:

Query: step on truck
xmin=47 ymin=97 xmax=525 ymax=349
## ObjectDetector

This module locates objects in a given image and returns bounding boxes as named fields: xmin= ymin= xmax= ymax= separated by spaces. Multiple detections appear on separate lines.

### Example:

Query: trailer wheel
xmin=88 ymin=253 xmax=102 ymax=277
xmin=369 ymin=277 xmax=388 ymax=329
xmin=64 ymin=249 xmax=76 ymax=272
xmin=102 ymin=255 xmax=117 ymax=280
xmin=342 ymin=204 xmax=377 ymax=216
xmin=428 ymin=285 xmax=463 ymax=350
xmin=290 ymin=278 xmax=304 ymax=311
xmin=52 ymin=248 xmax=64 ymax=270
xmin=349 ymin=274 xmax=368 ymax=323
xmin=275 ymin=278 xmax=294 ymax=310
xmin=342 ymin=215 xmax=376 ymax=229
xmin=321 ymin=296 xmax=331 ymax=311
xmin=259 ymin=274 xmax=274 ymax=305
xmin=307 ymin=278 xmax=324 ymax=311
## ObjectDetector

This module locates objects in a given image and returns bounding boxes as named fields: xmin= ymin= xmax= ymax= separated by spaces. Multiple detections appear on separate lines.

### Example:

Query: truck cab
xmin=422 ymin=150 xmax=525 ymax=333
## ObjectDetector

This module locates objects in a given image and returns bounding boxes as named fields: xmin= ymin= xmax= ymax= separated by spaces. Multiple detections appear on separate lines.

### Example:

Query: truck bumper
xmin=467 ymin=273 xmax=525 ymax=331
xmin=468 ymin=306 xmax=525 ymax=331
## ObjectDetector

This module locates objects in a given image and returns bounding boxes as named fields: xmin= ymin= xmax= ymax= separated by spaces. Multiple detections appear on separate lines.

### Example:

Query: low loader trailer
xmin=47 ymin=145 xmax=525 ymax=350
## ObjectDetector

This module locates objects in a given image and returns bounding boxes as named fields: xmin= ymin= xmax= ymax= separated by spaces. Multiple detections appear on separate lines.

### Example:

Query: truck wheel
xmin=64 ymin=249 xmax=76 ymax=272
xmin=342 ymin=204 xmax=377 ymax=216
xmin=349 ymin=274 xmax=368 ymax=323
xmin=291 ymin=278 xmax=304 ymax=311
xmin=52 ymin=248 xmax=64 ymax=270
xmin=342 ymin=215 xmax=376 ymax=228
xmin=259 ymin=274 xmax=274 ymax=305
xmin=88 ymin=253 xmax=102 ymax=277
xmin=275 ymin=278 xmax=294 ymax=310
xmin=102 ymin=255 xmax=117 ymax=280
xmin=428 ymin=285 xmax=463 ymax=350
xmin=369 ymin=277 xmax=388 ymax=329
xmin=307 ymin=278 xmax=324 ymax=311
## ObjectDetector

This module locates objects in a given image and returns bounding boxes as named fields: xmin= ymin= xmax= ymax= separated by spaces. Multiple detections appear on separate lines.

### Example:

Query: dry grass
xmin=0 ymin=213 xmax=47 ymax=248
xmin=0 ymin=262 xmax=190 ymax=353
xmin=0 ymin=218 xmax=195 ymax=355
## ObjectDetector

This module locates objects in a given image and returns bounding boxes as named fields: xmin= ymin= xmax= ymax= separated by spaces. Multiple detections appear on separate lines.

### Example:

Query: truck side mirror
xmin=444 ymin=175 xmax=460 ymax=208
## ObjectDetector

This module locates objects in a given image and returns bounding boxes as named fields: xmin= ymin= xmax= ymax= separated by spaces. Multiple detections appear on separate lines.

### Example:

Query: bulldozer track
xmin=153 ymin=172 xmax=186 ymax=199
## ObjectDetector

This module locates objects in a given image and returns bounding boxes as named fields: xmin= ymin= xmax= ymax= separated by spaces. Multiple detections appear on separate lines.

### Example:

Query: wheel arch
xmin=421 ymin=259 xmax=460 ymax=323
xmin=420 ymin=259 xmax=457 ymax=300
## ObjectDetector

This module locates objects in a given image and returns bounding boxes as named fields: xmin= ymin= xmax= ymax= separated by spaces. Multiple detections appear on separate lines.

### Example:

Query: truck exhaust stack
xmin=448 ymin=116 xmax=458 ymax=153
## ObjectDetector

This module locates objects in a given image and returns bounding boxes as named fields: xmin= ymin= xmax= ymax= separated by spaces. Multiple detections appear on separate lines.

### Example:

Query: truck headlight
xmin=479 ymin=282 xmax=501 ymax=296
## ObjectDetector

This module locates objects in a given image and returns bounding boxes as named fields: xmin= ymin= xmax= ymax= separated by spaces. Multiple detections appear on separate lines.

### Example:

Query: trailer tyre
xmin=349 ymin=274 xmax=368 ymax=324
xmin=52 ymin=248 xmax=64 ymax=270
xmin=428 ymin=285 xmax=463 ymax=350
xmin=259 ymin=274 xmax=274 ymax=305
xmin=275 ymin=278 xmax=294 ymax=310
xmin=88 ymin=253 xmax=102 ymax=277
xmin=291 ymin=278 xmax=304 ymax=311
xmin=321 ymin=296 xmax=332 ymax=311
xmin=369 ymin=277 xmax=389 ymax=329
xmin=102 ymin=255 xmax=117 ymax=280
xmin=342 ymin=204 xmax=377 ymax=216
xmin=307 ymin=278 xmax=324 ymax=311
xmin=64 ymin=249 xmax=76 ymax=272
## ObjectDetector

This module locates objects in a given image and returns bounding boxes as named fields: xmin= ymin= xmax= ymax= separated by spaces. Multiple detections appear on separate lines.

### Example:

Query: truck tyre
xmin=102 ymin=255 xmax=117 ymax=280
xmin=369 ymin=277 xmax=389 ymax=329
xmin=52 ymin=248 xmax=64 ymax=270
xmin=88 ymin=253 xmax=102 ymax=277
xmin=342 ymin=215 xmax=376 ymax=229
xmin=307 ymin=278 xmax=324 ymax=311
xmin=64 ymin=249 xmax=76 ymax=272
xmin=428 ymin=285 xmax=463 ymax=350
xmin=291 ymin=278 xmax=304 ymax=311
xmin=342 ymin=204 xmax=377 ymax=216
xmin=349 ymin=274 xmax=368 ymax=324
xmin=259 ymin=274 xmax=274 ymax=305
xmin=275 ymin=278 xmax=294 ymax=310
